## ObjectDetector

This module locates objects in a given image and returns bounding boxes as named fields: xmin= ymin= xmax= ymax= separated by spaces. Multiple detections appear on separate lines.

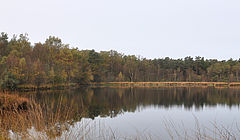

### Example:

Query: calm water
xmin=20 ymin=87 xmax=240 ymax=139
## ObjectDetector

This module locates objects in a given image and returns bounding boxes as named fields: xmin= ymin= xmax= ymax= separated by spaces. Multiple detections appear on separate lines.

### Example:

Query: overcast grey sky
xmin=1 ymin=0 xmax=240 ymax=60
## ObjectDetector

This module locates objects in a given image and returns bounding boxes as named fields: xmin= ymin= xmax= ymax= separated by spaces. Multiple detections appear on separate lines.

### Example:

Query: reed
xmin=0 ymin=92 xmax=78 ymax=139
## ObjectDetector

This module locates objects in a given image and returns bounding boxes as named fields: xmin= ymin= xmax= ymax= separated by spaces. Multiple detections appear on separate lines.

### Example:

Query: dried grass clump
xmin=0 ymin=92 xmax=76 ymax=139
xmin=0 ymin=93 xmax=30 ymax=113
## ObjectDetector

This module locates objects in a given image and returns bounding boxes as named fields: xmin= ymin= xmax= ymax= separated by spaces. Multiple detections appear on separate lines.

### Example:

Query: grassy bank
xmin=15 ymin=83 xmax=79 ymax=91
xmin=0 ymin=93 xmax=30 ymax=112
xmin=91 ymin=82 xmax=240 ymax=88
xmin=13 ymin=82 xmax=240 ymax=91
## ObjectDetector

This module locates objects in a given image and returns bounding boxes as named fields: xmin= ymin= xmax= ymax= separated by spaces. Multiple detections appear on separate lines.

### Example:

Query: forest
xmin=1 ymin=32 xmax=240 ymax=90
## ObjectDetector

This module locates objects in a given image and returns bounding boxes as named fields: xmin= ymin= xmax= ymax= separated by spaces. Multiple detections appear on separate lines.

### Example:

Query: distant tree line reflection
xmin=25 ymin=87 xmax=240 ymax=120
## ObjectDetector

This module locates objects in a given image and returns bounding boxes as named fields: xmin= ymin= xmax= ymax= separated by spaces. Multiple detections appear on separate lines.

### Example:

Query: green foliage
xmin=0 ymin=71 xmax=19 ymax=90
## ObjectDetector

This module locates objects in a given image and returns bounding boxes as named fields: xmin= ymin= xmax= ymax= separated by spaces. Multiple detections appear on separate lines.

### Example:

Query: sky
xmin=1 ymin=0 xmax=240 ymax=60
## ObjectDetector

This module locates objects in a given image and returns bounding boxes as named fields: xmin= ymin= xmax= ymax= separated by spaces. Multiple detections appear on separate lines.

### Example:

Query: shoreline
xmin=9 ymin=82 xmax=240 ymax=91
xmin=91 ymin=81 xmax=240 ymax=87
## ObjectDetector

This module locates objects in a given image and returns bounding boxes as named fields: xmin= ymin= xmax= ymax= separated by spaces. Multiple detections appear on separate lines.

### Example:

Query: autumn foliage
xmin=1 ymin=33 xmax=240 ymax=90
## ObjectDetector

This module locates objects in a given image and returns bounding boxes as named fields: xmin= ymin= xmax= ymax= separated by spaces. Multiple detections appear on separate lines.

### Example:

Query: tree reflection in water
xmin=6 ymin=87 xmax=240 ymax=139
xmin=28 ymin=87 xmax=240 ymax=120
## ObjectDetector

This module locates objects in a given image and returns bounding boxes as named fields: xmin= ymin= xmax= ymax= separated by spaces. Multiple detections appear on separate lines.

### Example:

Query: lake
xmin=14 ymin=87 xmax=240 ymax=139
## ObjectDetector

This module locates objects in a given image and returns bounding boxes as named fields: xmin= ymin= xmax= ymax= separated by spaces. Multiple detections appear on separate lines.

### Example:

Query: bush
xmin=0 ymin=72 xmax=19 ymax=90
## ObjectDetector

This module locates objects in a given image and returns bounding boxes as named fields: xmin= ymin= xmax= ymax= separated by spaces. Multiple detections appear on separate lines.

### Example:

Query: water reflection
xmin=25 ymin=87 xmax=240 ymax=120
xmin=4 ymin=87 xmax=240 ymax=139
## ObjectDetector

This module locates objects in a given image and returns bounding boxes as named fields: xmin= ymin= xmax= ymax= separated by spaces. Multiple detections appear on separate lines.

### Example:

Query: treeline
xmin=1 ymin=33 xmax=240 ymax=89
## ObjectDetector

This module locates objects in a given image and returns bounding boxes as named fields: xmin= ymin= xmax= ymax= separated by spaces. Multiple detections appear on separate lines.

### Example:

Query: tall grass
xmin=0 ymin=92 xmax=79 ymax=139
xmin=163 ymin=116 xmax=240 ymax=140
